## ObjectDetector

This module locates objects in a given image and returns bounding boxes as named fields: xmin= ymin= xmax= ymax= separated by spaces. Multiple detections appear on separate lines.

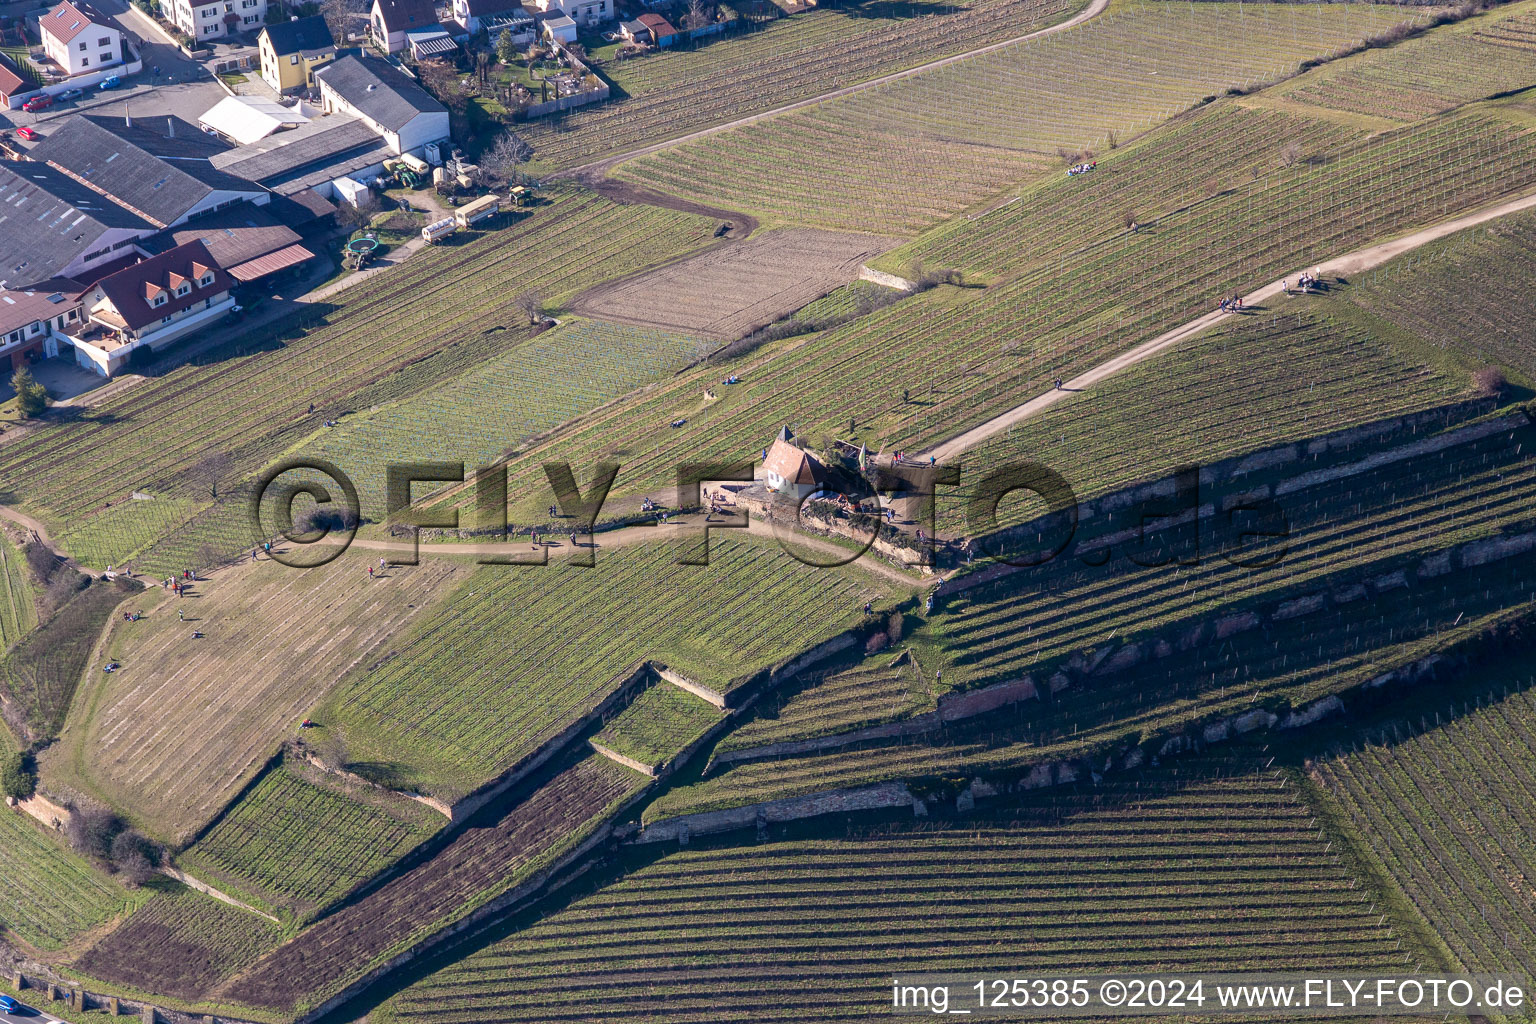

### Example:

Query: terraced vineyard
xmin=73 ymin=882 xmax=283 ymax=1003
xmin=516 ymin=0 xmax=1076 ymax=173
xmin=54 ymin=555 xmax=463 ymax=843
xmin=616 ymin=3 xmax=1419 ymax=232
xmin=320 ymin=536 xmax=898 ymax=798
xmin=0 ymin=188 xmax=718 ymax=573
xmin=221 ymin=752 xmax=647 ymax=1013
xmin=1346 ymin=211 xmax=1536 ymax=384
xmin=1280 ymin=1 xmax=1536 ymax=123
xmin=0 ymin=808 xmax=139 ymax=951
xmin=478 ymin=103 xmax=1536 ymax=527
xmin=591 ymin=683 xmax=723 ymax=771
xmin=930 ymin=303 xmax=1471 ymax=532
xmin=653 ymin=417 xmax=1536 ymax=815
xmin=716 ymin=654 xmax=932 ymax=755
xmin=1311 ymin=687 xmax=1536 ymax=983
xmin=178 ymin=765 xmax=441 ymax=921
xmin=378 ymin=767 xmax=1404 ymax=1023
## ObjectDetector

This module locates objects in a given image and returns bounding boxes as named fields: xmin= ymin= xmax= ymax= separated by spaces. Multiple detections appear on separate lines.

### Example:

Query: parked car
xmin=57 ymin=86 xmax=83 ymax=101
xmin=0 ymin=995 xmax=20 ymax=1013
xmin=15 ymin=126 xmax=36 ymax=140
xmin=99 ymin=75 xmax=122 ymax=90
xmin=21 ymin=93 xmax=53 ymax=112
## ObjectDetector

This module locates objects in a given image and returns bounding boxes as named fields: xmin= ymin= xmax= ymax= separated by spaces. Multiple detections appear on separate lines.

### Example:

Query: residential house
xmin=540 ymin=13 xmax=576 ymax=43
xmin=257 ymin=15 xmax=336 ymax=94
xmin=530 ymin=0 xmax=610 ymax=27
xmin=449 ymin=0 xmax=533 ymax=38
xmin=168 ymin=0 xmax=268 ymax=41
xmin=38 ymin=0 xmax=123 ymax=77
xmin=28 ymin=115 xmax=266 ymax=229
xmin=314 ymin=55 xmax=449 ymax=157
xmin=0 ymin=160 xmax=154 ymax=288
xmin=0 ymin=286 xmax=84 ymax=370
xmin=0 ymin=53 xmax=38 ymax=111
xmin=369 ymin=0 xmax=437 ymax=53
xmin=635 ymin=12 xmax=677 ymax=45
xmin=74 ymin=240 xmax=235 ymax=374
xmin=761 ymin=427 xmax=827 ymax=502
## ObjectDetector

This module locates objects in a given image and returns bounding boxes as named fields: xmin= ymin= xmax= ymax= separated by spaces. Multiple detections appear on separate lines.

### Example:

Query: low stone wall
xmin=634 ymin=781 xmax=914 ymax=844
xmin=858 ymin=266 xmax=916 ymax=292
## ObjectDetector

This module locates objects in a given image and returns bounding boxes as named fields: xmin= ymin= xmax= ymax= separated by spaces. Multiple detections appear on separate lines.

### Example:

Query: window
xmin=81 ymin=56 xmax=89 ymax=65
xmin=199 ymin=273 xmax=215 ymax=286
xmin=151 ymin=293 xmax=168 ymax=307
xmin=5 ymin=331 xmax=19 ymax=345
xmin=78 ymin=41 xmax=87 ymax=50
xmin=97 ymin=35 xmax=109 ymax=45
xmin=203 ymin=8 xmax=214 ymax=16
xmin=290 ymin=53 xmax=299 ymax=63
xmin=161 ymin=314 xmax=173 ymax=324
xmin=175 ymin=282 xmax=191 ymax=297
xmin=244 ymin=14 xmax=257 ymax=23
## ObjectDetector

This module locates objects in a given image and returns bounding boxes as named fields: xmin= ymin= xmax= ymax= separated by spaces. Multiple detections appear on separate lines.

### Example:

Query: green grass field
xmin=377 ymin=764 xmax=1404 ymax=1023
xmin=616 ymin=3 xmax=1419 ymax=232
xmin=0 ymin=808 xmax=138 ymax=952
xmin=177 ymin=765 xmax=441 ymax=922
xmin=319 ymin=536 xmax=901 ymax=800
xmin=0 ymin=533 xmax=37 ymax=649
xmin=591 ymin=682 xmax=724 ymax=770
xmin=72 ymin=880 xmax=283 ymax=1003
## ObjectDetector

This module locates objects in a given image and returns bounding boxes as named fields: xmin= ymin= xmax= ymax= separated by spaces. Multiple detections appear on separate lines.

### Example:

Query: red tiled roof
xmin=92 ymin=240 xmax=232 ymax=331
xmin=226 ymin=242 xmax=314 ymax=282
xmin=40 ymin=0 xmax=116 ymax=46
xmin=763 ymin=437 xmax=825 ymax=486
xmin=0 ymin=54 xmax=28 ymax=99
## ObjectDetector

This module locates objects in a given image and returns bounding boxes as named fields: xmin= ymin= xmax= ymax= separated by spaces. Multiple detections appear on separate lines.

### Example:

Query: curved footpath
xmin=924 ymin=187 xmax=1536 ymax=463
xmin=563 ymin=0 xmax=1113 ymax=181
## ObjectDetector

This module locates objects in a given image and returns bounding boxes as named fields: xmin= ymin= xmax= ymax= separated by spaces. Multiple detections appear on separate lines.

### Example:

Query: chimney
xmin=166 ymin=116 xmax=174 ymax=138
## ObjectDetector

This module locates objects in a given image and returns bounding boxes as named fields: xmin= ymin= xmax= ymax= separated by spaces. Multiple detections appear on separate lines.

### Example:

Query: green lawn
xmin=592 ymin=682 xmax=724 ymax=770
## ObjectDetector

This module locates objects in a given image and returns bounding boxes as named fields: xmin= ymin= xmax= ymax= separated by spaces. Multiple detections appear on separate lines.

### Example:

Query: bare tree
xmin=685 ymin=0 xmax=710 ymax=28
xmin=188 ymin=450 xmax=234 ymax=500
xmin=482 ymin=129 xmax=534 ymax=182
xmin=515 ymin=290 xmax=544 ymax=325
xmin=1279 ymin=141 xmax=1303 ymax=168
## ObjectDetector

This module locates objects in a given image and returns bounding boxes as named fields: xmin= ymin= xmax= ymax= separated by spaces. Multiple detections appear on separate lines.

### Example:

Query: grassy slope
xmin=591 ymin=683 xmax=724 ymax=769
xmin=318 ymin=536 xmax=901 ymax=800
xmin=0 ymin=531 xmax=37 ymax=649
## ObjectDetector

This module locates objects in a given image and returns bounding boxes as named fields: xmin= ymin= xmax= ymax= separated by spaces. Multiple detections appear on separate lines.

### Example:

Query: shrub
xmin=864 ymin=632 xmax=890 ymax=655
xmin=1472 ymin=366 xmax=1508 ymax=398
xmin=886 ymin=610 xmax=904 ymax=646
xmin=109 ymin=829 xmax=161 ymax=886
xmin=1 ymin=751 xmax=36 ymax=800
xmin=67 ymin=807 xmax=124 ymax=860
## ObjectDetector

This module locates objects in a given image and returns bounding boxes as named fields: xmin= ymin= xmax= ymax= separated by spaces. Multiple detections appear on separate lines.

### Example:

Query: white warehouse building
xmin=314 ymin=55 xmax=449 ymax=157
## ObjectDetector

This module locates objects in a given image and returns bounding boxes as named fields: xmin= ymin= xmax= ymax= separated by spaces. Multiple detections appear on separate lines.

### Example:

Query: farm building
xmin=257 ymin=15 xmax=336 ymax=94
xmin=71 ymin=240 xmax=235 ymax=375
xmin=138 ymin=204 xmax=317 ymax=286
xmin=0 ymin=159 xmax=154 ymax=287
xmin=198 ymin=95 xmax=310 ymax=145
xmin=29 ymin=115 xmax=266 ymax=229
xmin=635 ymin=12 xmax=679 ymax=46
xmin=37 ymin=0 xmax=123 ymax=77
xmin=167 ymin=0 xmax=267 ymax=41
xmin=314 ymin=55 xmax=450 ymax=157
xmin=761 ymin=427 xmax=828 ymax=501
xmin=209 ymin=114 xmax=392 ymax=200
xmin=369 ymin=0 xmax=438 ymax=53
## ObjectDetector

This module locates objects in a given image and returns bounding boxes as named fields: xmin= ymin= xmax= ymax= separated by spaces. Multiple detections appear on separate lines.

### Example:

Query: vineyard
xmin=53 ymin=554 xmax=463 ymax=843
xmin=0 ymin=188 xmax=719 ymax=574
xmin=930 ymin=303 xmax=1472 ymax=532
xmin=716 ymin=654 xmax=931 ymax=755
xmin=465 ymin=102 xmax=1536 ymax=529
xmin=72 ymin=881 xmax=283 ymax=1003
xmin=591 ymin=682 xmax=723 ymax=771
xmin=1345 ymin=210 xmax=1536 ymax=385
xmin=1280 ymin=1 xmax=1536 ymax=123
xmin=377 ymin=765 xmax=1404 ymax=1023
xmin=318 ymin=535 xmax=897 ymax=799
xmin=177 ymin=765 xmax=441 ymax=922
xmin=568 ymin=229 xmax=897 ymax=340
xmin=220 ymin=752 xmax=647 ymax=1012
xmin=615 ymin=2 xmax=1419 ymax=233
xmin=0 ymin=807 xmax=138 ymax=951
xmin=0 ymin=532 xmax=36 ymax=649
xmin=1311 ymin=687 xmax=1536 ymax=984
xmin=652 ymin=417 xmax=1536 ymax=816
xmin=514 ymin=0 xmax=1076 ymax=174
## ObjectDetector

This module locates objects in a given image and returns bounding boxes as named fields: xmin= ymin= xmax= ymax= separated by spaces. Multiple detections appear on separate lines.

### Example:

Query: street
xmin=1 ymin=999 xmax=73 ymax=1024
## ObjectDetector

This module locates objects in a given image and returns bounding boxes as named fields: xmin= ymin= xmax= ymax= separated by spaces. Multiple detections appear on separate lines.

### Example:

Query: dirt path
xmin=559 ymin=0 xmax=1111 ymax=182
xmin=349 ymin=513 xmax=922 ymax=588
xmin=925 ymin=187 xmax=1536 ymax=463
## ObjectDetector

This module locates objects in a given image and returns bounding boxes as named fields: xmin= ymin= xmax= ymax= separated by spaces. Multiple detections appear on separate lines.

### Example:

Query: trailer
xmin=421 ymin=217 xmax=459 ymax=244
xmin=455 ymin=194 xmax=501 ymax=230
xmin=400 ymin=153 xmax=431 ymax=176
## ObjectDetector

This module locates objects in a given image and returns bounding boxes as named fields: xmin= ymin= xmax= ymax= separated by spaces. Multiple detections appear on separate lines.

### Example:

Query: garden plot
xmin=569 ymin=229 xmax=900 ymax=340
xmin=64 ymin=553 xmax=463 ymax=843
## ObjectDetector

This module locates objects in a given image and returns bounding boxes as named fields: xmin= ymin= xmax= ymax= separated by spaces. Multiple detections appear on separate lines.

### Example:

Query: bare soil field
xmin=53 ymin=552 xmax=464 ymax=844
xmin=568 ymin=228 xmax=900 ymax=340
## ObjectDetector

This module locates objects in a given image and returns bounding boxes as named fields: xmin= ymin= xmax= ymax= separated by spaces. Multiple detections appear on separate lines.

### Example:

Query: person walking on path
xmin=178 ymin=608 xmax=184 ymax=622
xmin=368 ymin=565 xmax=375 ymax=579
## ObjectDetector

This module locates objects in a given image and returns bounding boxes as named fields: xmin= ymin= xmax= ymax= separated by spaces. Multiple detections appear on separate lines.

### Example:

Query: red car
xmin=16 ymin=126 xmax=36 ymax=140
xmin=21 ymin=94 xmax=52 ymax=113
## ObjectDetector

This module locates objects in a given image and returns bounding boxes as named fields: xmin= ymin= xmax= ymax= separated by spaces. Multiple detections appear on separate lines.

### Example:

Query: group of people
xmin=163 ymin=569 xmax=195 ymax=597
xmin=722 ymin=375 xmax=740 ymax=385
xmin=670 ymin=418 xmax=687 ymax=428
xmin=1218 ymin=293 xmax=1246 ymax=313
xmin=1287 ymin=270 xmax=1324 ymax=294
xmin=1067 ymin=161 xmax=1097 ymax=176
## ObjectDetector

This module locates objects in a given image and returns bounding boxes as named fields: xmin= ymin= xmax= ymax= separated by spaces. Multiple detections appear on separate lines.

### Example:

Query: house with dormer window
xmin=72 ymin=240 xmax=235 ymax=374
xmin=38 ymin=0 xmax=124 ymax=77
